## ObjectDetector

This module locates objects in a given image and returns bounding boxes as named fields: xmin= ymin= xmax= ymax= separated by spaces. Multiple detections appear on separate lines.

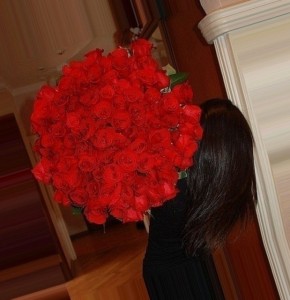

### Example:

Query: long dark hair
xmin=183 ymin=98 xmax=257 ymax=255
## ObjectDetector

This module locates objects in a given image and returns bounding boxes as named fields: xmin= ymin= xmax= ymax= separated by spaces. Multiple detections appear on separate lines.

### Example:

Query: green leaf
xmin=72 ymin=206 xmax=83 ymax=215
xmin=169 ymin=72 xmax=189 ymax=88
xmin=178 ymin=170 xmax=188 ymax=179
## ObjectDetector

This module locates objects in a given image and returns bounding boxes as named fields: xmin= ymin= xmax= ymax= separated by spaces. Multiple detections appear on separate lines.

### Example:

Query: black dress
xmin=143 ymin=178 xmax=218 ymax=300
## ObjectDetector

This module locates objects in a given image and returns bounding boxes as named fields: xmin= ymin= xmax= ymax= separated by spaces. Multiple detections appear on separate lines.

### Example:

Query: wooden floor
xmin=67 ymin=222 xmax=150 ymax=300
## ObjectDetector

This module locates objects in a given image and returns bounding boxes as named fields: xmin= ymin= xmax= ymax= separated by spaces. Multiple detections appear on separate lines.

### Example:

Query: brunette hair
xmin=183 ymin=98 xmax=257 ymax=255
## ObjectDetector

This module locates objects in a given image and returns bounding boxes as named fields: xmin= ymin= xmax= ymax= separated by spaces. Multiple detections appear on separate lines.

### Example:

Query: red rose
xmin=162 ymin=93 xmax=180 ymax=113
xmin=193 ymin=125 xmax=203 ymax=140
xmin=84 ymin=203 xmax=108 ymax=225
xmin=32 ymin=160 xmax=52 ymax=184
xmin=122 ymin=126 xmax=140 ymax=140
xmin=144 ymin=87 xmax=161 ymax=104
xmin=31 ymin=87 xmax=56 ymax=130
xmin=102 ymin=69 xmax=118 ymax=82
xmin=120 ymin=185 xmax=135 ymax=207
xmin=124 ymin=86 xmax=143 ymax=103
xmin=66 ymin=112 xmax=81 ymax=131
xmin=137 ymin=153 xmax=156 ymax=173
xmin=179 ymin=122 xmax=203 ymax=140
xmin=110 ymin=205 xmax=125 ymax=220
xmin=182 ymin=105 xmax=202 ymax=122
xmin=95 ymin=148 xmax=115 ymax=166
xmin=156 ymin=70 xmax=170 ymax=89
xmin=38 ymin=147 xmax=59 ymax=160
xmin=131 ymin=39 xmax=153 ymax=57
xmin=87 ymin=65 xmax=102 ymax=83
xmin=133 ymin=56 xmax=158 ymax=72
xmin=146 ymin=178 xmax=163 ymax=206
xmin=162 ymin=181 xmax=178 ymax=201
xmin=66 ymin=95 xmax=82 ymax=112
xmin=111 ymin=110 xmax=132 ymax=131
xmin=31 ymin=87 xmax=57 ymax=129
xmin=110 ymin=48 xmax=129 ymax=70
xmin=78 ymin=154 xmax=96 ymax=172
xmin=50 ymin=122 xmax=67 ymax=138
xmin=147 ymin=116 xmax=163 ymax=129
xmin=177 ymin=156 xmax=194 ymax=170
xmin=158 ymin=164 xmax=178 ymax=183
xmin=129 ymin=103 xmax=147 ymax=126
xmin=62 ymin=64 xmax=86 ymax=89
xmin=52 ymin=173 xmax=69 ymax=192
xmin=54 ymin=92 xmax=69 ymax=107
xmin=54 ymin=190 xmax=70 ymax=206
xmin=86 ymin=181 xmax=100 ymax=198
xmin=53 ymin=166 xmax=80 ymax=191
xmin=162 ymin=113 xmax=180 ymax=128
xmin=175 ymin=134 xmax=198 ymax=157
xmin=76 ymin=119 xmax=96 ymax=141
xmin=92 ymin=127 xmax=116 ymax=149
xmin=98 ymin=183 xmax=122 ymax=206
xmin=149 ymin=128 xmax=171 ymax=146
xmin=69 ymin=188 xmax=88 ymax=206
xmin=115 ymin=150 xmax=138 ymax=172
xmin=138 ymin=68 xmax=157 ymax=86
xmin=112 ymin=132 xmax=129 ymax=148
xmin=122 ymin=208 xmax=143 ymax=222
xmin=134 ymin=194 xmax=149 ymax=212
xmin=128 ymin=138 xmax=147 ymax=153
xmin=172 ymin=82 xmax=194 ymax=104
xmin=84 ymin=48 xmax=103 ymax=64
xmin=115 ymin=78 xmax=131 ymax=91
xmin=92 ymin=165 xmax=104 ymax=180
xmin=80 ymin=89 xmax=99 ymax=106
xmin=40 ymin=134 xmax=55 ymax=148
xmin=75 ymin=140 xmax=94 ymax=155
xmin=63 ymin=134 xmax=77 ymax=149
xmin=56 ymin=157 xmax=77 ymax=172
xmin=93 ymin=100 xmax=112 ymax=119
xmin=112 ymin=95 xmax=127 ymax=110
xmin=163 ymin=147 xmax=180 ymax=166
xmin=103 ymin=164 xmax=124 ymax=184
xmin=100 ymin=85 xmax=115 ymax=99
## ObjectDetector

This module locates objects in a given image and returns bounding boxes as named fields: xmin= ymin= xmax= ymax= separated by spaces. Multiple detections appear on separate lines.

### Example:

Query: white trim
xmin=199 ymin=0 xmax=290 ymax=43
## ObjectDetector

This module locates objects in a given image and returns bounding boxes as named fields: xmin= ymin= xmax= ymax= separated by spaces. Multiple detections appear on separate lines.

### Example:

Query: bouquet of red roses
xmin=31 ymin=39 xmax=203 ymax=224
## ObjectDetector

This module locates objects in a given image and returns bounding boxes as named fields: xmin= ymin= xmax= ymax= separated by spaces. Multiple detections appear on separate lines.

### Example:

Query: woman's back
xmin=143 ymin=179 xmax=217 ymax=300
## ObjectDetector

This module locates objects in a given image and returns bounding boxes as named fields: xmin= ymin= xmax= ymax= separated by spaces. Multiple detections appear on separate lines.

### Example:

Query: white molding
xmin=199 ymin=0 xmax=290 ymax=43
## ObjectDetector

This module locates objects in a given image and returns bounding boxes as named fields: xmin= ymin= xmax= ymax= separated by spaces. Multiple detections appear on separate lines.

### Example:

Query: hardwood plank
xmin=1 ymin=265 xmax=66 ymax=300
xmin=11 ymin=283 xmax=70 ymax=300
xmin=67 ymin=223 xmax=149 ymax=299
xmin=0 ymin=255 xmax=61 ymax=282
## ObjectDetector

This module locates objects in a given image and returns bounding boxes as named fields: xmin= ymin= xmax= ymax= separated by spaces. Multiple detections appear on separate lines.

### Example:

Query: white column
xmin=199 ymin=1 xmax=290 ymax=299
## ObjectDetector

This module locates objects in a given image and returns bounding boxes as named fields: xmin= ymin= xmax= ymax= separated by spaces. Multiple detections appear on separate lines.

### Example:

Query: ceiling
xmin=0 ymin=0 xmax=117 ymax=94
